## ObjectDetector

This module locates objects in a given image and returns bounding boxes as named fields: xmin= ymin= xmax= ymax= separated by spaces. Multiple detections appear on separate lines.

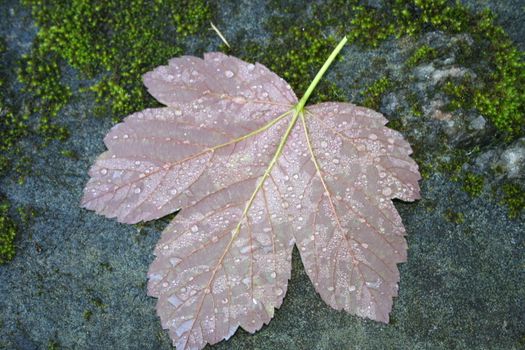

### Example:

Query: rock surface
xmin=0 ymin=1 xmax=524 ymax=349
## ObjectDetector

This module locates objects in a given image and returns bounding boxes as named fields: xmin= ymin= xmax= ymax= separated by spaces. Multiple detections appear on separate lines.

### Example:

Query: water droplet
xmin=134 ymin=187 xmax=141 ymax=194
xmin=211 ymin=236 xmax=218 ymax=243
xmin=224 ymin=70 xmax=234 ymax=78
xmin=281 ymin=201 xmax=289 ymax=209
xmin=270 ymin=272 xmax=276 ymax=278
xmin=247 ymin=63 xmax=255 ymax=71
xmin=100 ymin=168 xmax=108 ymax=175
xmin=233 ymin=96 xmax=246 ymax=104
xmin=332 ymin=158 xmax=340 ymax=164
xmin=175 ymin=110 xmax=182 ymax=116
xmin=190 ymin=290 xmax=197 ymax=296
xmin=327 ymin=286 xmax=334 ymax=292
xmin=348 ymin=285 xmax=356 ymax=292
xmin=275 ymin=288 xmax=283 ymax=296
xmin=170 ymin=188 xmax=178 ymax=195
xmin=123 ymin=134 xmax=129 ymax=139
xmin=191 ymin=225 xmax=199 ymax=233
xmin=361 ymin=243 xmax=368 ymax=249
xmin=382 ymin=188 xmax=392 ymax=196
xmin=369 ymin=133 xmax=377 ymax=140
xmin=222 ymin=298 xmax=228 ymax=304
xmin=134 ymin=160 xmax=141 ymax=166
xmin=320 ymin=141 xmax=328 ymax=148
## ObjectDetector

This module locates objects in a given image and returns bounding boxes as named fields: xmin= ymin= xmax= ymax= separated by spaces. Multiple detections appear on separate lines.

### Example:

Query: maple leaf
xmin=81 ymin=37 xmax=421 ymax=349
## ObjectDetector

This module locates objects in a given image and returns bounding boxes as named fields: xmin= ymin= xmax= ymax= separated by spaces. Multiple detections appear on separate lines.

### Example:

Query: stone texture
xmin=0 ymin=1 xmax=524 ymax=349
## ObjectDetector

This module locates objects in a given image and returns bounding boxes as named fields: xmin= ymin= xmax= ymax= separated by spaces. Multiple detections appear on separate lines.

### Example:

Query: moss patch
xmin=21 ymin=0 xmax=214 ymax=119
xmin=500 ymin=183 xmax=525 ymax=219
xmin=0 ymin=197 xmax=18 ymax=265
xmin=362 ymin=76 xmax=392 ymax=110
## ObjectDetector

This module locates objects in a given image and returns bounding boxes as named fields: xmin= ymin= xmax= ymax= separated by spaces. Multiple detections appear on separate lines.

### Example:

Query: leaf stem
xmin=295 ymin=36 xmax=348 ymax=112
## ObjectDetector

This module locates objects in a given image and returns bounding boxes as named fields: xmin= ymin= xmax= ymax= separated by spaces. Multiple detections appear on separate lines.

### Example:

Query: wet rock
xmin=495 ymin=138 xmax=525 ymax=179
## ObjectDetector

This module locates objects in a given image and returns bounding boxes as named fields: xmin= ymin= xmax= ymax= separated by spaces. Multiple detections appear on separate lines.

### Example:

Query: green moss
xmin=347 ymin=4 xmax=395 ymax=47
xmin=21 ymin=0 xmax=214 ymax=117
xmin=240 ymin=2 xmax=344 ymax=102
xmin=83 ymin=309 xmax=93 ymax=321
xmin=0 ymin=37 xmax=28 ymax=179
xmin=91 ymin=297 xmax=106 ymax=309
xmin=407 ymin=44 xmax=438 ymax=67
xmin=500 ymin=183 xmax=525 ymax=218
xmin=444 ymin=209 xmax=465 ymax=224
xmin=47 ymin=339 xmax=60 ymax=350
xmin=461 ymin=172 xmax=484 ymax=197
xmin=340 ymin=1 xmax=525 ymax=139
xmin=173 ymin=0 xmax=212 ymax=38
xmin=361 ymin=76 xmax=391 ymax=109
xmin=0 ymin=198 xmax=18 ymax=265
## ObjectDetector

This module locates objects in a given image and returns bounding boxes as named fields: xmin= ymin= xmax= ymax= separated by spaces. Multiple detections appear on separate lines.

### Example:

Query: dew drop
xmin=275 ymin=288 xmax=283 ymax=296
xmin=281 ymin=201 xmax=289 ymax=209
xmin=222 ymin=298 xmax=228 ymax=304
xmin=247 ymin=63 xmax=255 ymax=71
xmin=123 ymin=134 xmax=129 ymax=139
xmin=175 ymin=110 xmax=182 ymax=116
xmin=369 ymin=133 xmax=378 ymax=140
xmin=332 ymin=158 xmax=340 ymax=164
xmin=211 ymin=236 xmax=219 ymax=243
xmin=190 ymin=225 xmax=199 ymax=233
xmin=134 ymin=187 xmax=141 ymax=194
xmin=170 ymin=188 xmax=178 ymax=195
xmin=270 ymin=272 xmax=276 ymax=278
xmin=190 ymin=290 xmax=197 ymax=296
xmin=327 ymin=286 xmax=334 ymax=292
xmin=320 ymin=141 xmax=328 ymax=148
xmin=382 ymin=188 xmax=392 ymax=196
xmin=100 ymin=168 xmax=108 ymax=175
xmin=224 ymin=70 xmax=234 ymax=78
xmin=348 ymin=285 xmax=356 ymax=292
xmin=232 ymin=96 xmax=246 ymax=104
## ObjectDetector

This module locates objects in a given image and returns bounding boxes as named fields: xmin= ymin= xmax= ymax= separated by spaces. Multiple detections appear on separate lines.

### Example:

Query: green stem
xmin=295 ymin=36 xmax=348 ymax=112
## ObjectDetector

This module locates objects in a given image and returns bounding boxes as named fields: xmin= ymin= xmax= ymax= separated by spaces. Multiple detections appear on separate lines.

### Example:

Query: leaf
xmin=81 ymin=37 xmax=420 ymax=350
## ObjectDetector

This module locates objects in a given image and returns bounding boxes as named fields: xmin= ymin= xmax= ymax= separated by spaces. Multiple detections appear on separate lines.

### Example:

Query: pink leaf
xmin=82 ymin=47 xmax=420 ymax=350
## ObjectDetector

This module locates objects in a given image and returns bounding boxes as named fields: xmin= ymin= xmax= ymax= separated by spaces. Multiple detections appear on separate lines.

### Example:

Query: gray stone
xmin=496 ymin=138 xmax=525 ymax=179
